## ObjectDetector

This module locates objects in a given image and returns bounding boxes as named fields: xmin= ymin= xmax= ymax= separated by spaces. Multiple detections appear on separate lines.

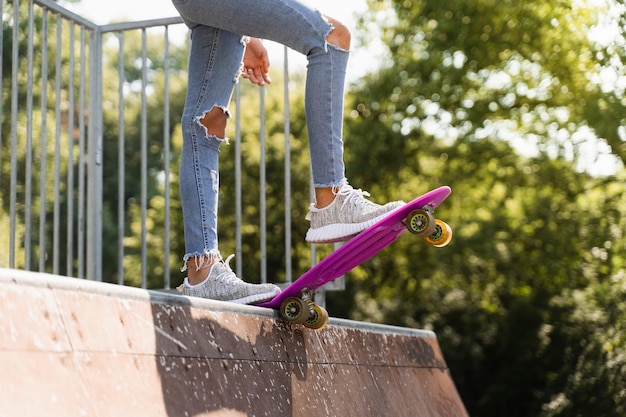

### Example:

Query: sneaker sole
xmin=230 ymin=287 xmax=281 ymax=305
xmin=183 ymin=286 xmax=281 ymax=305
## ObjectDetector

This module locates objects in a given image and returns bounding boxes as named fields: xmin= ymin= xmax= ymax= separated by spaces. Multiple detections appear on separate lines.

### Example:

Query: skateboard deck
xmin=257 ymin=186 xmax=452 ymax=329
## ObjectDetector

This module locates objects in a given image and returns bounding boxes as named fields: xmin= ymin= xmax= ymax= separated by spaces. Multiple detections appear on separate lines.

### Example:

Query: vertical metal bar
xmin=140 ymin=28 xmax=148 ymax=288
xmin=0 ymin=0 xmax=4 ymax=189
xmin=24 ymin=0 xmax=36 ymax=270
xmin=259 ymin=86 xmax=267 ymax=284
xmin=9 ymin=0 xmax=20 ymax=268
xmin=39 ymin=9 xmax=50 ymax=272
xmin=87 ymin=26 xmax=104 ymax=281
xmin=163 ymin=26 xmax=172 ymax=290
xmin=66 ymin=21 xmax=76 ymax=276
xmin=117 ymin=31 xmax=125 ymax=285
xmin=234 ymin=84 xmax=243 ymax=276
xmin=9 ymin=0 xmax=20 ymax=269
xmin=283 ymin=46 xmax=292 ymax=284
xmin=53 ymin=13 xmax=63 ymax=275
xmin=77 ymin=27 xmax=87 ymax=279
xmin=316 ymin=278 xmax=327 ymax=308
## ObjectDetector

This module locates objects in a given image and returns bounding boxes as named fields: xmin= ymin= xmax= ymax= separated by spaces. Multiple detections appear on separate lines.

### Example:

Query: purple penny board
xmin=257 ymin=186 xmax=451 ymax=309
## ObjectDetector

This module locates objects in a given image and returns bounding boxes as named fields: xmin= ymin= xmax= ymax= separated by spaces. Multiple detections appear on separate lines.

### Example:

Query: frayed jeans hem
xmin=181 ymin=249 xmax=222 ymax=272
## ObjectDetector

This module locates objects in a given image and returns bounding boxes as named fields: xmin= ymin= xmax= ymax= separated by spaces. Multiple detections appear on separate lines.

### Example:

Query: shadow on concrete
xmin=149 ymin=293 xmax=308 ymax=416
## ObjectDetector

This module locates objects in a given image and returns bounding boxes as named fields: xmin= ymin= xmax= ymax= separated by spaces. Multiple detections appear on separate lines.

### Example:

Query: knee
xmin=324 ymin=16 xmax=351 ymax=50
xmin=198 ymin=107 xmax=228 ymax=138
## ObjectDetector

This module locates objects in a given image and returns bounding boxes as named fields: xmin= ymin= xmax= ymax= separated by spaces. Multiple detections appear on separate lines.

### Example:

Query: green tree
xmin=330 ymin=1 xmax=626 ymax=416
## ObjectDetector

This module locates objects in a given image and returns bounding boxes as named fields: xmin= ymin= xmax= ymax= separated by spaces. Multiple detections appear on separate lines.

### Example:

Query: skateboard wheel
xmin=425 ymin=219 xmax=453 ymax=247
xmin=304 ymin=305 xmax=329 ymax=330
xmin=406 ymin=209 xmax=436 ymax=238
xmin=280 ymin=297 xmax=309 ymax=324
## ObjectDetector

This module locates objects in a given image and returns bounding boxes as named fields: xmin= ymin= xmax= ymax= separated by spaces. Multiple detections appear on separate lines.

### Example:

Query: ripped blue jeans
xmin=172 ymin=0 xmax=350 ymax=268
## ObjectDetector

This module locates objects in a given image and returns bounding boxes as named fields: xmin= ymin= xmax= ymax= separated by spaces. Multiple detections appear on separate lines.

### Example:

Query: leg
xmin=186 ymin=106 xmax=229 ymax=283
xmin=173 ymin=0 xmax=403 ymax=247
xmin=177 ymin=25 xmax=280 ymax=302
xmin=173 ymin=0 xmax=349 ymax=187
xmin=178 ymin=26 xmax=241 ymax=282
xmin=302 ymin=13 xmax=350 ymax=190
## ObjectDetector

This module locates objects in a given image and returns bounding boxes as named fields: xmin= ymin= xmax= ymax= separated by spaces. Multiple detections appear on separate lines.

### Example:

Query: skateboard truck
xmin=279 ymin=288 xmax=330 ymax=330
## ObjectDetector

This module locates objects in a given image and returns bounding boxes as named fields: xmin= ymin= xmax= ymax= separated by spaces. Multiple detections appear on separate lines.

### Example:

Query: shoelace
xmin=223 ymin=254 xmax=236 ymax=268
xmin=176 ymin=254 xmax=240 ymax=293
xmin=335 ymin=184 xmax=373 ymax=210
xmin=213 ymin=254 xmax=240 ymax=283
xmin=305 ymin=183 xmax=375 ymax=218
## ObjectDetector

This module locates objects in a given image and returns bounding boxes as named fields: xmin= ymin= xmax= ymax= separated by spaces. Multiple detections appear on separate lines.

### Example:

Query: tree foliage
xmin=330 ymin=0 xmax=626 ymax=416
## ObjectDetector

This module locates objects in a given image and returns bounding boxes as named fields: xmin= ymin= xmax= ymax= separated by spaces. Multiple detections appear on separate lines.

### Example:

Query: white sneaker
xmin=305 ymin=182 xmax=405 ymax=243
xmin=177 ymin=255 xmax=281 ymax=304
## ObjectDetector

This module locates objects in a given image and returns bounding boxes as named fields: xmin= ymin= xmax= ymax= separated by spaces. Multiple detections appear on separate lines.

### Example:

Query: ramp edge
xmin=0 ymin=268 xmax=436 ymax=339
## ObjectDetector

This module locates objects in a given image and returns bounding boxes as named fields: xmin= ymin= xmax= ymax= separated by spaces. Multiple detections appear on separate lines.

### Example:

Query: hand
xmin=242 ymin=37 xmax=272 ymax=86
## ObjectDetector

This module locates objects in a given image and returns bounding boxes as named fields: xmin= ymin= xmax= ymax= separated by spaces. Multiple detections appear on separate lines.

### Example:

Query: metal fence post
xmin=87 ymin=27 xmax=103 ymax=281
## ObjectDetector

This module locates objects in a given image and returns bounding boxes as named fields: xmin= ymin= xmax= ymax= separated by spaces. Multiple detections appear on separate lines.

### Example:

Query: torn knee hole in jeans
xmin=319 ymin=15 xmax=350 ymax=53
xmin=195 ymin=105 xmax=231 ymax=142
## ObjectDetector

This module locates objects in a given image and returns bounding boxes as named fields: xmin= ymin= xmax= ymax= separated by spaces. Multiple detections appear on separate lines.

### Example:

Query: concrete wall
xmin=0 ymin=268 xmax=468 ymax=417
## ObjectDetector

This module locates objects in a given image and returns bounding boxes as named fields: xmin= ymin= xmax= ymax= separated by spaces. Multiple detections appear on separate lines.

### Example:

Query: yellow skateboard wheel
xmin=304 ymin=304 xmax=329 ymax=330
xmin=425 ymin=219 xmax=453 ymax=247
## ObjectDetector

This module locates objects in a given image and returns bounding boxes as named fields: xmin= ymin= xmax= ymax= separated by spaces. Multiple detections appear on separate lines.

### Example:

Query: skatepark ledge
xmin=0 ymin=268 xmax=468 ymax=417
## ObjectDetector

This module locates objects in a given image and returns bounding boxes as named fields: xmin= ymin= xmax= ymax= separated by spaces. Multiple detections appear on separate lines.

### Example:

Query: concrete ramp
xmin=0 ymin=268 xmax=468 ymax=417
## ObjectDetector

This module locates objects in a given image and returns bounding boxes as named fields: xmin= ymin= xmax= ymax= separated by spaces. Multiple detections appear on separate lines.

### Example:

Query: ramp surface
xmin=0 ymin=268 xmax=468 ymax=417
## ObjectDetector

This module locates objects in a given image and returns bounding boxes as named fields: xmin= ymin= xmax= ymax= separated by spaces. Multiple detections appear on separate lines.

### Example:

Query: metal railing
xmin=3 ymin=0 xmax=99 ymax=277
xmin=1 ymin=0 xmax=343 ymax=302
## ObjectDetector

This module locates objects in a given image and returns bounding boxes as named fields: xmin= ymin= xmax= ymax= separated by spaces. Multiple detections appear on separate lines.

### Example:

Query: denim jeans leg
xmin=172 ymin=0 xmax=349 ymax=188
xmin=304 ymin=44 xmax=349 ymax=187
xmin=178 ymin=26 xmax=245 ymax=269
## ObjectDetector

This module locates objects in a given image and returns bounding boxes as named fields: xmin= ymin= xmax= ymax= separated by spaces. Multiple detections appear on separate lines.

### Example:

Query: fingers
xmin=241 ymin=37 xmax=272 ymax=86
xmin=241 ymin=67 xmax=272 ymax=86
